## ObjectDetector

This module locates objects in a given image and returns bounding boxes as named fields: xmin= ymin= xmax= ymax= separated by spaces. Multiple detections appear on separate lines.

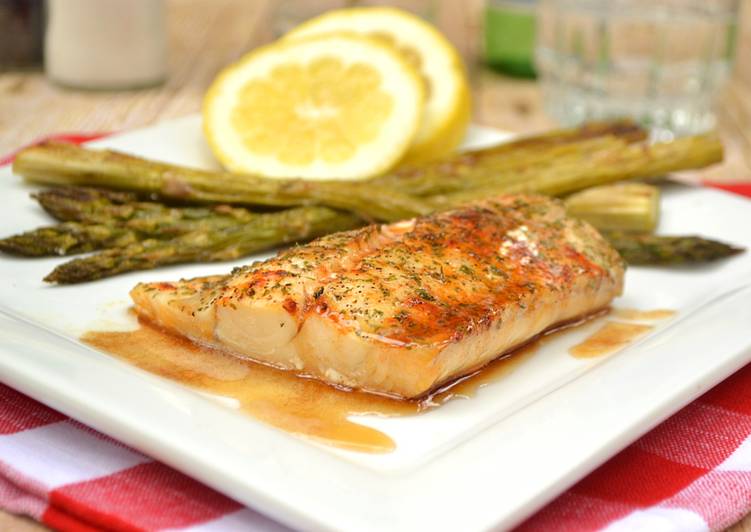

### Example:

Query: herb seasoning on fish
xmin=131 ymin=195 xmax=624 ymax=399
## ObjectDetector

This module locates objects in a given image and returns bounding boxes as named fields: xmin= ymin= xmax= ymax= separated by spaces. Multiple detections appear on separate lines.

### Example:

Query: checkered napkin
xmin=0 ymin=385 xmax=289 ymax=532
xmin=2 ymin=134 xmax=750 ymax=531
xmin=4 ymin=366 xmax=751 ymax=532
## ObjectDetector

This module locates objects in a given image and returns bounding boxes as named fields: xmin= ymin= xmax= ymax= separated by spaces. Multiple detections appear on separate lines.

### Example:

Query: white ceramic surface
xmin=1 ymin=116 xmax=750 ymax=531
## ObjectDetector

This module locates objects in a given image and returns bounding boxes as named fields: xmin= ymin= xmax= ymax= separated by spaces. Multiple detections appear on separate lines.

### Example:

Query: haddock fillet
xmin=131 ymin=195 xmax=624 ymax=399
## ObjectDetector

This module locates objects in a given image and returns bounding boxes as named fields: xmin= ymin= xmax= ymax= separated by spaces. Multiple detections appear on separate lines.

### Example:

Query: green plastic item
xmin=484 ymin=0 xmax=537 ymax=78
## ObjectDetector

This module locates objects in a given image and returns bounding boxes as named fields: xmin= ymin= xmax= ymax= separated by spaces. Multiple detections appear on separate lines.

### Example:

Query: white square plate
xmin=1 ymin=116 xmax=750 ymax=531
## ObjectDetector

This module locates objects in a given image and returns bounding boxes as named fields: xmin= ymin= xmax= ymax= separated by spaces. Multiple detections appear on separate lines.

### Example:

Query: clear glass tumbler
xmin=535 ymin=0 xmax=740 ymax=139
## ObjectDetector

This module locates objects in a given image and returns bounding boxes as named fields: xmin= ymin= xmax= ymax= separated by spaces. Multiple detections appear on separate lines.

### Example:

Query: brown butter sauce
xmin=81 ymin=307 xmax=671 ymax=454
xmin=82 ymin=319 xmax=537 ymax=454
xmin=568 ymin=307 xmax=676 ymax=359
xmin=612 ymin=308 xmax=676 ymax=321
xmin=568 ymin=321 xmax=653 ymax=358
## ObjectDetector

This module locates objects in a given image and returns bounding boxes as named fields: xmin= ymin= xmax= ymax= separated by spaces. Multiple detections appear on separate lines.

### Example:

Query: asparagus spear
xmin=14 ymin=142 xmax=430 ymax=222
xmin=564 ymin=183 xmax=660 ymax=233
xmin=34 ymin=187 xmax=257 ymax=234
xmin=0 ymin=222 xmax=139 ymax=256
xmin=605 ymin=232 xmax=744 ymax=265
xmin=430 ymin=134 xmax=723 ymax=208
xmin=34 ymin=187 xmax=162 ymax=223
xmin=0 ymin=207 xmax=262 ymax=257
xmin=373 ymin=120 xmax=648 ymax=195
xmin=0 ymin=187 xmax=274 ymax=256
xmin=389 ymin=136 xmax=633 ymax=196
xmin=44 ymin=206 xmax=361 ymax=283
xmin=35 ymin=187 xmax=139 ymax=220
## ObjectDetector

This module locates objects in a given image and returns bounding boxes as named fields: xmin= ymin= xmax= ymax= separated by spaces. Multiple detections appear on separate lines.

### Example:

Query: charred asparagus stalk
xmin=373 ymin=120 xmax=648 ymax=195
xmin=44 ymin=206 xmax=361 ymax=283
xmin=34 ymin=187 xmax=257 ymax=234
xmin=34 ymin=187 xmax=140 ymax=223
xmin=0 ymin=207 xmax=261 ymax=257
xmin=564 ymin=183 xmax=660 ymax=233
xmin=430 ymin=133 xmax=723 ymax=208
xmin=0 ymin=222 xmax=139 ymax=256
xmin=33 ymin=187 xmax=174 ymax=224
xmin=605 ymin=232 xmax=744 ymax=265
xmin=0 ymin=187 xmax=271 ymax=256
xmin=14 ymin=142 xmax=430 ymax=222
xmin=40 ymin=183 xmax=661 ymax=237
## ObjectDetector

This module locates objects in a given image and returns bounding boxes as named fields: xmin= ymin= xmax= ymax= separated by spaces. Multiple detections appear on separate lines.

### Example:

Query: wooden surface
xmin=2 ymin=0 xmax=750 ymax=183
xmin=1 ymin=0 xmax=750 ymax=530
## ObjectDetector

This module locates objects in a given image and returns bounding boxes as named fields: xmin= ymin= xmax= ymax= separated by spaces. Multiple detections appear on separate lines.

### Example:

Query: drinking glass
xmin=535 ymin=0 xmax=740 ymax=139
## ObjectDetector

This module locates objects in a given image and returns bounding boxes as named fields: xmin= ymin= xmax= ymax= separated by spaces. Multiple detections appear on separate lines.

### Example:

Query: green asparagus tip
xmin=0 ymin=229 xmax=75 ymax=257
xmin=606 ymin=232 xmax=745 ymax=266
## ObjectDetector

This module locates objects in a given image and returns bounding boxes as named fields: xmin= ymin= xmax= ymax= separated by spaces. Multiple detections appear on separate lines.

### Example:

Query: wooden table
xmin=1 ymin=1 xmax=749 ymax=530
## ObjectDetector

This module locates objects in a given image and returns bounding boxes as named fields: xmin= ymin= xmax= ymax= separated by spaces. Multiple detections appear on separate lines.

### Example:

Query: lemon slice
xmin=286 ymin=7 xmax=471 ymax=164
xmin=203 ymin=33 xmax=424 ymax=180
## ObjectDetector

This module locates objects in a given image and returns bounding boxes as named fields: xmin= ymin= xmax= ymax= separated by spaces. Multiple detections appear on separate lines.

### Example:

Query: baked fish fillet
xmin=131 ymin=195 xmax=624 ymax=399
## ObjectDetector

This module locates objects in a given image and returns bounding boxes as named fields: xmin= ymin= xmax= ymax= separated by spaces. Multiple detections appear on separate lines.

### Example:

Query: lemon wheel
xmin=203 ymin=33 xmax=424 ymax=180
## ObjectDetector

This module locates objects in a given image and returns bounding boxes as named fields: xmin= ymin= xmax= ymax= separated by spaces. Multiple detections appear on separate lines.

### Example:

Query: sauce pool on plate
xmin=568 ymin=307 xmax=675 ymax=359
xmin=569 ymin=321 xmax=653 ymax=359
xmin=82 ymin=319 xmax=542 ymax=453
xmin=82 ymin=307 xmax=671 ymax=453
xmin=613 ymin=308 xmax=676 ymax=321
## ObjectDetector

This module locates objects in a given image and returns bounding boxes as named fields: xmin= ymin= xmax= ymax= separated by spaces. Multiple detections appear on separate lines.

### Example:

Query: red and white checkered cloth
xmin=4 ymin=364 xmax=751 ymax=532
xmin=0 ymin=384 xmax=289 ymax=532
xmin=2 ymin=134 xmax=751 ymax=531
